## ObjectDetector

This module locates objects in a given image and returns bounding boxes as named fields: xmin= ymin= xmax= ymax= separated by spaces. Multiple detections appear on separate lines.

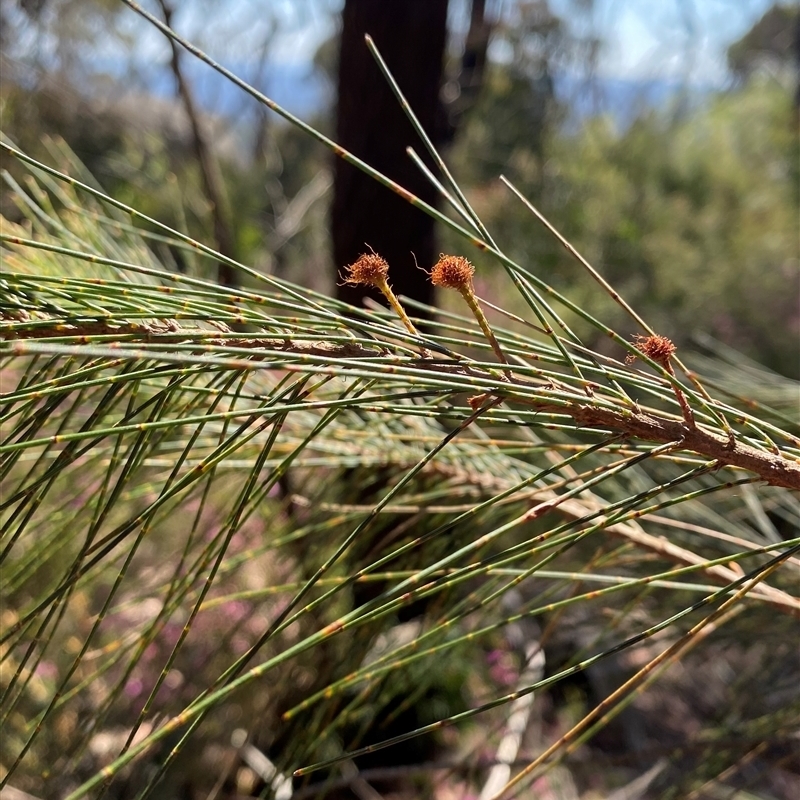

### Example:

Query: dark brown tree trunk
xmin=332 ymin=0 xmax=449 ymax=314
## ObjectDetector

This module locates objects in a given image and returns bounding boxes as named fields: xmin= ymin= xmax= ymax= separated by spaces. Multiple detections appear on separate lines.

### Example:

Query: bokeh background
xmin=1 ymin=2 xmax=799 ymax=799
xmin=2 ymin=0 xmax=797 ymax=373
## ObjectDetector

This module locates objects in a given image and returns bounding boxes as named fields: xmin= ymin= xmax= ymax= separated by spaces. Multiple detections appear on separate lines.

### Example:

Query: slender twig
xmin=489 ymin=543 xmax=798 ymax=799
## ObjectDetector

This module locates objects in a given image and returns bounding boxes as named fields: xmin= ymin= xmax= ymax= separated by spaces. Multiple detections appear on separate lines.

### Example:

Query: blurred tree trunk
xmin=158 ymin=0 xmax=237 ymax=286
xmin=446 ymin=0 xmax=492 ymax=132
xmin=332 ymin=0 xmax=449 ymax=314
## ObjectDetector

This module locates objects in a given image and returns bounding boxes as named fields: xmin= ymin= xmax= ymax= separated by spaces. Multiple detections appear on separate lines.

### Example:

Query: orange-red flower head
xmin=429 ymin=254 xmax=474 ymax=291
xmin=342 ymin=252 xmax=390 ymax=287
xmin=628 ymin=334 xmax=676 ymax=366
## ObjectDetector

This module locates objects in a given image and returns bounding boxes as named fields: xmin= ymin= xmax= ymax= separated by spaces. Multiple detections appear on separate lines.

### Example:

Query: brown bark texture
xmin=332 ymin=0 xmax=449 ymax=314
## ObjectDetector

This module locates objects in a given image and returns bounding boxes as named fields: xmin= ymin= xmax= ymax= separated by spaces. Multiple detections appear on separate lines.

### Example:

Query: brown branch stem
xmin=4 ymin=321 xmax=799 ymax=491
xmin=519 ymin=398 xmax=799 ymax=491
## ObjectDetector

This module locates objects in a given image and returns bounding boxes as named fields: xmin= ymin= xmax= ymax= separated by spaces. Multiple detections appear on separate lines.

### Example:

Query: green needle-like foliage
xmin=1 ymin=14 xmax=799 ymax=800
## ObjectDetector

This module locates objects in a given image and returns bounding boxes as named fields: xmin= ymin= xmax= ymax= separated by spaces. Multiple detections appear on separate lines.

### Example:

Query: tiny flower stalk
xmin=629 ymin=334 xmax=696 ymax=429
xmin=429 ymin=255 xmax=510 ymax=376
xmin=341 ymin=252 xmax=428 ymax=355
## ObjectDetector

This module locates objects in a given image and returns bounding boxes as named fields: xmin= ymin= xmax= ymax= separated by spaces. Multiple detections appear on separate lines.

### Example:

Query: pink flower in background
xmin=35 ymin=661 xmax=58 ymax=681
xmin=487 ymin=649 xmax=518 ymax=687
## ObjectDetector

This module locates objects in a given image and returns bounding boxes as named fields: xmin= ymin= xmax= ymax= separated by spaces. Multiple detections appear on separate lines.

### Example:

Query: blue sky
xmin=258 ymin=0 xmax=779 ymax=84
xmin=118 ymin=0 xmax=779 ymax=84
xmin=66 ymin=0 xmax=782 ymax=120
xmin=579 ymin=0 xmax=779 ymax=83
